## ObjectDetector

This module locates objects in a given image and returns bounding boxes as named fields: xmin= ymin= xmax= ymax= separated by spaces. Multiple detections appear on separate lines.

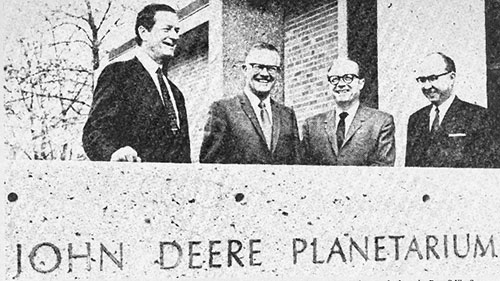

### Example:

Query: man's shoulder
xmin=211 ymin=95 xmax=241 ymax=107
xmin=104 ymin=57 xmax=138 ymax=69
xmin=100 ymin=58 xmax=141 ymax=76
xmin=359 ymin=106 xmax=393 ymax=120
xmin=207 ymin=95 xmax=243 ymax=115
xmin=453 ymin=97 xmax=487 ymax=114
xmin=271 ymin=98 xmax=296 ymax=115
xmin=304 ymin=110 xmax=331 ymax=124
xmin=409 ymin=104 xmax=432 ymax=120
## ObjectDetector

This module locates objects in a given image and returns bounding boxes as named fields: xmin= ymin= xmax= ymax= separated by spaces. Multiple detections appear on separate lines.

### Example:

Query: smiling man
xmin=301 ymin=58 xmax=395 ymax=166
xmin=83 ymin=4 xmax=191 ymax=163
xmin=405 ymin=52 xmax=496 ymax=167
xmin=199 ymin=42 xmax=300 ymax=164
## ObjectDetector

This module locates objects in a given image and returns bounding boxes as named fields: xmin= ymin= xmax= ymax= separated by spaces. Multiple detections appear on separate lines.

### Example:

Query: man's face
xmin=327 ymin=59 xmax=364 ymax=106
xmin=243 ymin=49 xmax=281 ymax=99
xmin=139 ymin=11 xmax=180 ymax=63
xmin=416 ymin=54 xmax=455 ymax=106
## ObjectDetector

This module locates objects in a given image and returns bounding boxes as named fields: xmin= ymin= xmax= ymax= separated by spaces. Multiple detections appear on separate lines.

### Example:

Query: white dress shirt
xmin=429 ymin=93 xmax=455 ymax=130
xmin=244 ymin=88 xmax=273 ymax=129
xmin=335 ymin=100 xmax=360 ymax=137
xmin=136 ymin=50 xmax=180 ymax=126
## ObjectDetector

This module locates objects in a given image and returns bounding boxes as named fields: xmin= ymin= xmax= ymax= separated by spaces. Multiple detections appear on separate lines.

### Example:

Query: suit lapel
xmin=131 ymin=57 xmax=163 ymax=108
xmin=323 ymin=110 xmax=339 ymax=156
xmin=270 ymin=99 xmax=281 ymax=153
xmin=440 ymin=96 xmax=462 ymax=133
xmin=238 ymin=95 xmax=268 ymax=146
xmin=343 ymin=106 xmax=369 ymax=147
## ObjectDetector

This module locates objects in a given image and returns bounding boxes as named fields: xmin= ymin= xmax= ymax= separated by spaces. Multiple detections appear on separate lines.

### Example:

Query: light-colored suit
xmin=301 ymin=105 xmax=395 ymax=166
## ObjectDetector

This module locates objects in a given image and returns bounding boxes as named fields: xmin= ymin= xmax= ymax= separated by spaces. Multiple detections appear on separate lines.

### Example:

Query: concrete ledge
xmin=4 ymin=161 xmax=500 ymax=280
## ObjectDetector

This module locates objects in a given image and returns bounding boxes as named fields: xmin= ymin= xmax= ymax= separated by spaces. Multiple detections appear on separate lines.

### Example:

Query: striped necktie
xmin=156 ymin=67 xmax=179 ymax=134
xmin=431 ymin=106 xmax=440 ymax=133
xmin=258 ymin=101 xmax=272 ymax=149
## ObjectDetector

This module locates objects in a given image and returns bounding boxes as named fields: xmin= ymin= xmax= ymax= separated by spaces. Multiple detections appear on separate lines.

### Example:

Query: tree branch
xmin=97 ymin=0 xmax=113 ymax=30
xmin=6 ymin=94 xmax=90 ymax=107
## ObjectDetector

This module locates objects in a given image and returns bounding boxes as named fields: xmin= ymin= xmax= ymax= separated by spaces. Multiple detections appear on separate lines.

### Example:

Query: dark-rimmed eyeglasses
xmin=416 ymin=71 xmax=451 ymax=83
xmin=327 ymin=74 xmax=360 ymax=85
xmin=247 ymin=63 xmax=281 ymax=75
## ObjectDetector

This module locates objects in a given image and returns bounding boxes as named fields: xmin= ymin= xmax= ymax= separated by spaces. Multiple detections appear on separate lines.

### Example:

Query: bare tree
xmin=3 ymin=0 xmax=146 ymax=160
xmin=48 ymin=0 xmax=132 ymax=71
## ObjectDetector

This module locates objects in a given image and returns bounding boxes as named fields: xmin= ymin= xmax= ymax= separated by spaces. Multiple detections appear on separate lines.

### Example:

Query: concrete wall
xmin=378 ymin=0 xmax=487 ymax=166
xmin=284 ymin=0 xmax=339 ymax=128
xmin=5 ymin=161 xmax=500 ymax=279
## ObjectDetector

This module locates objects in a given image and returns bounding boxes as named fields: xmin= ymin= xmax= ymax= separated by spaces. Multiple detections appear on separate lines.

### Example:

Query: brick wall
xmin=168 ymin=24 xmax=209 ymax=163
xmin=284 ymin=0 xmax=339 ymax=132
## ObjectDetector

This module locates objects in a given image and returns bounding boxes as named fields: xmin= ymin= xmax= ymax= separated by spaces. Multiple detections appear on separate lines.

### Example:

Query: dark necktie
xmin=156 ymin=67 xmax=179 ymax=133
xmin=258 ymin=101 xmax=272 ymax=149
xmin=337 ymin=112 xmax=348 ymax=149
xmin=431 ymin=106 xmax=440 ymax=133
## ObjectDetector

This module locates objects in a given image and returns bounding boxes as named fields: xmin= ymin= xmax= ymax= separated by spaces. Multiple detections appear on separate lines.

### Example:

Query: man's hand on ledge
xmin=110 ymin=146 xmax=142 ymax=162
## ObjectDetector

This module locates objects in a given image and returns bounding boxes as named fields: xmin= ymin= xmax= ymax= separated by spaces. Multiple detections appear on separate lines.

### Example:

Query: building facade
xmin=108 ymin=0 xmax=499 ymax=165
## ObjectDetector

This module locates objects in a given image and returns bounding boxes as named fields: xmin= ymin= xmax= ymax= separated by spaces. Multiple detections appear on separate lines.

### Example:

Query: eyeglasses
xmin=416 ymin=71 xmax=451 ymax=83
xmin=327 ymin=74 xmax=360 ymax=85
xmin=247 ymin=63 xmax=281 ymax=75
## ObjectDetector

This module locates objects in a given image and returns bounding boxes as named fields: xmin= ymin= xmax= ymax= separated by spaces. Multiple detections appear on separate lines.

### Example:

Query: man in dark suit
xmin=83 ymin=4 xmax=190 ymax=163
xmin=301 ymin=58 xmax=396 ymax=166
xmin=199 ymin=43 xmax=300 ymax=164
xmin=406 ymin=52 xmax=495 ymax=168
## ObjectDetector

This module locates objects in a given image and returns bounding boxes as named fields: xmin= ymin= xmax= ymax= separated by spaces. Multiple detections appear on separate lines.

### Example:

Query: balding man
xmin=406 ymin=52 xmax=496 ymax=168
xmin=301 ymin=58 xmax=396 ymax=166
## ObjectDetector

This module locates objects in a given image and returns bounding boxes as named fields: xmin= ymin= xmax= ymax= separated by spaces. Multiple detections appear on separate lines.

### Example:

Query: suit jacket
xmin=301 ymin=105 xmax=396 ymax=166
xmin=199 ymin=94 xmax=300 ymax=164
xmin=83 ymin=57 xmax=191 ymax=163
xmin=405 ymin=96 xmax=495 ymax=168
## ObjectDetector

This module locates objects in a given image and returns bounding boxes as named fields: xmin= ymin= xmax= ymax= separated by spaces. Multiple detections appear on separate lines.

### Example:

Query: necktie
xmin=156 ymin=68 xmax=179 ymax=133
xmin=258 ymin=101 xmax=272 ymax=149
xmin=431 ymin=106 xmax=440 ymax=133
xmin=337 ymin=112 xmax=348 ymax=149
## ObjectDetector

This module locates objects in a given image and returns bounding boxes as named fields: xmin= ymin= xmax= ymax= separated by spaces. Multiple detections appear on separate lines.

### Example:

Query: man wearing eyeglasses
xmin=301 ymin=58 xmax=395 ymax=166
xmin=199 ymin=42 xmax=300 ymax=164
xmin=405 ymin=52 xmax=496 ymax=167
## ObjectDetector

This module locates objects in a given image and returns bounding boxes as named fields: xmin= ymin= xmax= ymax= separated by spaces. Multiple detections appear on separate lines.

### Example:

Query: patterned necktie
xmin=258 ymin=101 xmax=272 ymax=149
xmin=156 ymin=67 xmax=179 ymax=133
xmin=337 ymin=112 xmax=349 ymax=149
xmin=431 ymin=106 xmax=440 ymax=133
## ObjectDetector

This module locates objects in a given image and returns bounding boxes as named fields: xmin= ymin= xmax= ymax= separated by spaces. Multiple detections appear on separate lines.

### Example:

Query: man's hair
xmin=327 ymin=57 xmax=363 ymax=78
xmin=245 ymin=42 xmax=280 ymax=61
xmin=135 ymin=4 xmax=177 ymax=46
xmin=436 ymin=52 xmax=456 ymax=73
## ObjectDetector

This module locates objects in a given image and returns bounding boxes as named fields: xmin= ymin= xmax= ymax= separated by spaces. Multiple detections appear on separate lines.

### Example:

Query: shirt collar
xmin=432 ymin=93 xmax=456 ymax=117
xmin=335 ymin=100 xmax=360 ymax=118
xmin=244 ymin=87 xmax=271 ymax=109
xmin=136 ymin=49 xmax=162 ymax=77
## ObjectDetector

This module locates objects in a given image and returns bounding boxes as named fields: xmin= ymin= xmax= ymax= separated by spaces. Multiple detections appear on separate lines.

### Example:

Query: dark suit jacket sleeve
xmin=199 ymin=101 xmax=228 ymax=163
xmin=82 ymin=65 xmax=126 ymax=161
xmin=372 ymin=114 xmax=396 ymax=166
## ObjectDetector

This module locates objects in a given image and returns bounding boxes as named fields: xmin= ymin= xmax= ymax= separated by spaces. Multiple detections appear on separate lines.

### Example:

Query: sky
xmin=2 ymin=0 xmax=194 ymax=67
